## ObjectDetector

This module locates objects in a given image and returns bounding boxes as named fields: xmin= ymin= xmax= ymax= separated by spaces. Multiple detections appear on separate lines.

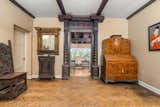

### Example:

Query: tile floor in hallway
xmin=0 ymin=77 xmax=160 ymax=107
xmin=70 ymin=67 xmax=90 ymax=77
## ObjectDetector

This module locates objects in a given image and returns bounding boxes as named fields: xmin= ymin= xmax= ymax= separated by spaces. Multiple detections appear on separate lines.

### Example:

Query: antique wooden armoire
xmin=101 ymin=35 xmax=138 ymax=83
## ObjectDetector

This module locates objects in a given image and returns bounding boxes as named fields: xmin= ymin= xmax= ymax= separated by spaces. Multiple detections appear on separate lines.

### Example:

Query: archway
xmin=59 ymin=16 xmax=103 ymax=80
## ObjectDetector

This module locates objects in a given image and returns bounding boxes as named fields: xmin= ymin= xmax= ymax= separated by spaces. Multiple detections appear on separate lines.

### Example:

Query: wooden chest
xmin=0 ymin=72 xmax=27 ymax=100
xmin=0 ymin=41 xmax=27 ymax=100
xmin=101 ymin=36 xmax=138 ymax=83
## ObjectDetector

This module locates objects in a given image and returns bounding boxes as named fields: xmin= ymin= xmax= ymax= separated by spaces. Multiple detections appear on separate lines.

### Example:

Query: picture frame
xmin=35 ymin=27 xmax=61 ymax=55
xmin=148 ymin=22 xmax=160 ymax=51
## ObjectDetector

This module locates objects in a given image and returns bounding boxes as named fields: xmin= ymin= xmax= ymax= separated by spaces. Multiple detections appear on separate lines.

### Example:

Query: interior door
xmin=14 ymin=29 xmax=25 ymax=72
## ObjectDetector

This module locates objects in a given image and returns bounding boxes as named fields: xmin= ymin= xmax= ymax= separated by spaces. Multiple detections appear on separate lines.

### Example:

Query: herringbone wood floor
xmin=0 ymin=77 xmax=160 ymax=107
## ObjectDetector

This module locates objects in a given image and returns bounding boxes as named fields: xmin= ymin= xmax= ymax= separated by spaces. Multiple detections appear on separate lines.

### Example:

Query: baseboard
xmin=138 ymin=80 xmax=160 ymax=95
xmin=55 ymin=75 xmax=62 ymax=79
xmin=27 ymin=75 xmax=32 ymax=79
xmin=31 ymin=75 xmax=39 ymax=79
xmin=29 ymin=75 xmax=62 ymax=79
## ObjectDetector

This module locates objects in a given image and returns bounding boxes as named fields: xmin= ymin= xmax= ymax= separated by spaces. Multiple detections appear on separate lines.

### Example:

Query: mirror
xmin=42 ymin=35 xmax=55 ymax=50
xmin=35 ymin=27 xmax=61 ymax=55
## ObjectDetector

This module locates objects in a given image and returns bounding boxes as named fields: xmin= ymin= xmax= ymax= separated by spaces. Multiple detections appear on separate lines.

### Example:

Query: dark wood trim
xmin=91 ymin=20 xmax=99 ymax=79
xmin=8 ymin=40 xmax=14 ymax=73
xmin=127 ymin=0 xmax=156 ymax=19
xmin=90 ymin=15 xmax=104 ymax=22
xmin=58 ymin=15 xmax=104 ymax=22
xmin=56 ymin=0 xmax=66 ymax=15
xmin=96 ymin=0 xmax=108 ymax=16
xmin=72 ymin=16 xmax=92 ymax=22
xmin=58 ymin=15 xmax=72 ymax=21
xmin=62 ymin=21 xmax=100 ymax=80
xmin=9 ymin=0 xmax=35 ymax=18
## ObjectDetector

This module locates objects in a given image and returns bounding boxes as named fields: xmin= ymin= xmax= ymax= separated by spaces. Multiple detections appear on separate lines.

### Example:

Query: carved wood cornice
xmin=58 ymin=15 xmax=104 ymax=22
xmin=35 ymin=27 xmax=61 ymax=35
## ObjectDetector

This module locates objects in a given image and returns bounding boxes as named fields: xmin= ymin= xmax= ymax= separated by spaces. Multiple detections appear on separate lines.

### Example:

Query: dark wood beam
xmin=58 ymin=15 xmax=104 ymax=22
xmin=56 ymin=0 xmax=66 ymax=15
xmin=127 ymin=0 xmax=156 ymax=19
xmin=96 ymin=0 xmax=108 ymax=16
xmin=58 ymin=15 xmax=72 ymax=21
xmin=9 ymin=0 xmax=35 ymax=18
xmin=90 ymin=15 xmax=104 ymax=22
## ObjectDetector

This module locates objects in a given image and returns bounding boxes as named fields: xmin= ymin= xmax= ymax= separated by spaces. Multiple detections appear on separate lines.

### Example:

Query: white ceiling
xmin=103 ymin=0 xmax=151 ymax=18
xmin=15 ymin=0 xmax=61 ymax=17
xmin=15 ymin=0 xmax=151 ymax=18
xmin=62 ymin=0 xmax=102 ymax=16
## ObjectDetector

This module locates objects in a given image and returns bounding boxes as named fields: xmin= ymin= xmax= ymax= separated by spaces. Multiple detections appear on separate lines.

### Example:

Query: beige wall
xmin=0 ymin=0 xmax=33 ymax=77
xmin=128 ymin=0 xmax=160 ymax=89
xmin=33 ymin=18 xmax=64 ymax=77
xmin=0 ymin=0 xmax=128 ymax=78
xmin=33 ymin=18 xmax=128 ymax=78
xmin=98 ymin=18 xmax=128 ymax=64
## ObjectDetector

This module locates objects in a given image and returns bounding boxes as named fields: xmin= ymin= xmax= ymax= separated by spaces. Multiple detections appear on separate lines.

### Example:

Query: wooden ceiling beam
xmin=9 ymin=0 xmax=35 ymax=18
xmin=56 ymin=0 xmax=66 ymax=15
xmin=96 ymin=0 xmax=108 ymax=16
xmin=127 ymin=0 xmax=156 ymax=19
xmin=58 ymin=15 xmax=104 ymax=22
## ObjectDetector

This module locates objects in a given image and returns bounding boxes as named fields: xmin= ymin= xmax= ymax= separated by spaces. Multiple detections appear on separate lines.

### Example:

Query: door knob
xmin=22 ymin=57 xmax=25 ymax=61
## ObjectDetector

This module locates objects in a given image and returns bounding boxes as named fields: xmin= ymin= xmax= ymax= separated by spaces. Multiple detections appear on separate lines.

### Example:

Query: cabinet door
xmin=38 ymin=56 xmax=55 ymax=79
xmin=40 ymin=58 xmax=51 ymax=74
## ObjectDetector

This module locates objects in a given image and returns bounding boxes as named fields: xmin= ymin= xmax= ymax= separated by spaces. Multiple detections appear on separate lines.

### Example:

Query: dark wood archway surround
xmin=56 ymin=0 xmax=108 ymax=80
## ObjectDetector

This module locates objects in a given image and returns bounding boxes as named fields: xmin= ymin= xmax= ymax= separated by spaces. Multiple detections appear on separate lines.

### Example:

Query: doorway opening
xmin=62 ymin=21 xmax=99 ymax=80
xmin=70 ymin=32 xmax=92 ymax=77
xmin=14 ymin=25 xmax=29 ymax=73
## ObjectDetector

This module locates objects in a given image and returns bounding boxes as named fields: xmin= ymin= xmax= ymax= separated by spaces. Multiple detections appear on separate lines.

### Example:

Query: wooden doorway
xmin=70 ymin=32 xmax=92 ymax=77
xmin=14 ymin=25 xmax=28 ymax=73
xmin=62 ymin=21 xmax=99 ymax=80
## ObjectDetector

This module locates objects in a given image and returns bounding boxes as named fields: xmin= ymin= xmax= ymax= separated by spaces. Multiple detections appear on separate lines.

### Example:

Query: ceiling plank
xmin=56 ymin=0 xmax=66 ymax=15
xmin=96 ymin=0 xmax=108 ymax=16
xmin=127 ymin=0 xmax=156 ymax=19
xmin=9 ymin=0 xmax=35 ymax=18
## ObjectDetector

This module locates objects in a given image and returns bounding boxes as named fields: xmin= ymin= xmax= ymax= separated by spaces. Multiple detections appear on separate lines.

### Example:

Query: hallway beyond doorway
xmin=70 ymin=32 xmax=91 ymax=77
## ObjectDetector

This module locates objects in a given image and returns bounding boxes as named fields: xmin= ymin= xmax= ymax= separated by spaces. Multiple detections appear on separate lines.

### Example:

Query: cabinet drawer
xmin=107 ymin=61 xmax=137 ymax=75
xmin=109 ymin=74 xmax=137 ymax=81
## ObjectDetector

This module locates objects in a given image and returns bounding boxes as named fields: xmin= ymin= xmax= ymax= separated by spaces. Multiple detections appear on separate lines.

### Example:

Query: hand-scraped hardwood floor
xmin=0 ymin=77 xmax=160 ymax=107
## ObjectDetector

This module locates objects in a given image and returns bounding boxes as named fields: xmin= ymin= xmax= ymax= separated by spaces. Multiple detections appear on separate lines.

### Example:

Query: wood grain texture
xmin=101 ymin=36 xmax=138 ymax=82
xmin=0 ymin=41 xmax=27 ymax=100
xmin=0 ymin=77 xmax=159 ymax=106
xmin=38 ymin=56 xmax=55 ymax=80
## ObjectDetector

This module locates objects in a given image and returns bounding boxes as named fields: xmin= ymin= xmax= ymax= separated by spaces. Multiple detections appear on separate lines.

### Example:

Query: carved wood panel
xmin=62 ymin=20 xmax=99 ymax=80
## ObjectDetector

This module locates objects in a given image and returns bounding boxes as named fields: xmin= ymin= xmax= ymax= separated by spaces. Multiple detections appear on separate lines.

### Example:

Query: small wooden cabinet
xmin=38 ymin=56 xmax=55 ymax=80
xmin=101 ymin=35 xmax=138 ymax=83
